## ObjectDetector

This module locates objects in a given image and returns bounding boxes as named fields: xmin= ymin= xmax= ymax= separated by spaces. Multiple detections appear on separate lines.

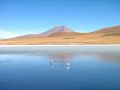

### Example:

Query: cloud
xmin=0 ymin=29 xmax=41 ymax=39
xmin=0 ymin=30 xmax=22 ymax=39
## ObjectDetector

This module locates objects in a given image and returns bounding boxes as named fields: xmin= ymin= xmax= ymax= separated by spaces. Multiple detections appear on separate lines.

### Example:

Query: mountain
xmin=10 ymin=26 xmax=75 ymax=39
xmin=0 ymin=25 xmax=120 ymax=45
xmin=92 ymin=25 xmax=120 ymax=37
xmin=93 ymin=25 xmax=120 ymax=33
xmin=40 ymin=25 xmax=74 ymax=36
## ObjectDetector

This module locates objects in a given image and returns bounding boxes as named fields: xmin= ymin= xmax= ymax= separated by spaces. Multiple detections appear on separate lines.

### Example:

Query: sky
xmin=0 ymin=0 xmax=120 ymax=38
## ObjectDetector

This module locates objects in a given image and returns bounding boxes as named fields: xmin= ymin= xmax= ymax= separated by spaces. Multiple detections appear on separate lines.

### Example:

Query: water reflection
xmin=0 ymin=46 xmax=120 ymax=90
xmin=49 ymin=60 xmax=71 ymax=70
xmin=92 ymin=53 xmax=120 ymax=62
xmin=47 ymin=53 xmax=74 ymax=70
xmin=0 ymin=46 xmax=120 ymax=66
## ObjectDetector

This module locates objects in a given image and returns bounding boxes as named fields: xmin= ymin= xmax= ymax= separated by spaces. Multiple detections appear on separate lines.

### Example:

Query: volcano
xmin=40 ymin=25 xmax=74 ymax=36
xmin=10 ymin=26 xmax=75 ymax=39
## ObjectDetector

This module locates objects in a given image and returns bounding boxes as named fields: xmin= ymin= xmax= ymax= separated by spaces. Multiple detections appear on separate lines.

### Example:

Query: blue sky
xmin=0 ymin=0 xmax=120 ymax=38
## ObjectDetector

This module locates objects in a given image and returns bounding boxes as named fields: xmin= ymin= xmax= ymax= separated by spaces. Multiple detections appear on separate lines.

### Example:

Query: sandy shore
xmin=0 ymin=44 xmax=120 ymax=47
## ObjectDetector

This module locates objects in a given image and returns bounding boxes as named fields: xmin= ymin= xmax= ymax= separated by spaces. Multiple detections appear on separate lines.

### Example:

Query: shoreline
xmin=0 ymin=44 xmax=120 ymax=47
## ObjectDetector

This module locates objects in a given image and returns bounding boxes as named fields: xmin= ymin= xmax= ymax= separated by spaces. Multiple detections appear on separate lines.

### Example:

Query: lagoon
xmin=0 ymin=45 xmax=120 ymax=90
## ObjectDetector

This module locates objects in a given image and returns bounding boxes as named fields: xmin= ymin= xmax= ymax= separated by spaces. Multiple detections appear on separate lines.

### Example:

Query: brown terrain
xmin=0 ymin=25 xmax=120 ymax=45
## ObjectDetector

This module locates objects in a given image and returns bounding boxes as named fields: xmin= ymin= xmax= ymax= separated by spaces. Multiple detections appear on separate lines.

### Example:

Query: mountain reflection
xmin=46 ymin=53 xmax=75 ymax=70
xmin=0 ymin=46 xmax=120 ymax=67
xmin=96 ymin=53 xmax=120 ymax=62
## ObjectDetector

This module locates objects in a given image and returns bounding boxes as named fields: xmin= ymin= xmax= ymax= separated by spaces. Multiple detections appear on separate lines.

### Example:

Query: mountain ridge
xmin=9 ymin=26 xmax=75 ymax=39
xmin=0 ymin=25 xmax=120 ymax=44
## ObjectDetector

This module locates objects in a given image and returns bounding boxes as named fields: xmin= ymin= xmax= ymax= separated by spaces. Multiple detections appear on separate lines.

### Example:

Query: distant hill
xmin=0 ymin=25 xmax=120 ymax=45
xmin=92 ymin=25 xmax=120 ymax=37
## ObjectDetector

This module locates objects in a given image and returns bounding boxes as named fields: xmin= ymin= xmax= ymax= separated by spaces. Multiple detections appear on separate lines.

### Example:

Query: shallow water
xmin=0 ymin=46 xmax=120 ymax=90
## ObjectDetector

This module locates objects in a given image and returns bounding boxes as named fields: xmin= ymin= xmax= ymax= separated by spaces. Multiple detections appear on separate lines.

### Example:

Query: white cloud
xmin=0 ymin=30 xmax=22 ymax=39
xmin=0 ymin=29 xmax=42 ymax=39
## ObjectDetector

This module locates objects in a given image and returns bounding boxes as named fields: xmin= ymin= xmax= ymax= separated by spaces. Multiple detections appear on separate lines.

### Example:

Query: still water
xmin=0 ymin=45 xmax=120 ymax=90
